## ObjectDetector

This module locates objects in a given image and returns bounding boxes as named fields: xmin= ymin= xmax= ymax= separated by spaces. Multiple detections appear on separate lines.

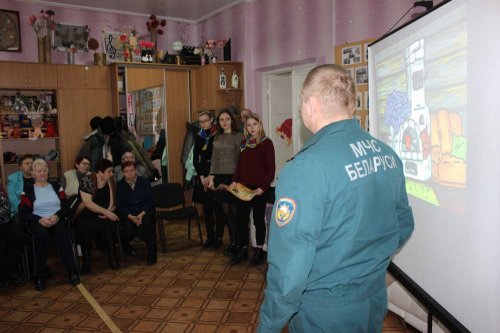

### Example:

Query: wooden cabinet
xmin=190 ymin=62 xmax=244 ymax=119
xmin=0 ymin=62 xmax=57 ymax=89
xmin=57 ymin=88 xmax=112 ymax=171
xmin=57 ymin=64 xmax=112 ymax=170
xmin=165 ymin=70 xmax=191 ymax=184
xmin=57 ymin=65 xmax=110 ymax=89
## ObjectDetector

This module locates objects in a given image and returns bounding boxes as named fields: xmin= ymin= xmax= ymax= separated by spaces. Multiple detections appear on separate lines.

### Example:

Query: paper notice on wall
xmin=129 ymin=86 xmax=164 ymax=138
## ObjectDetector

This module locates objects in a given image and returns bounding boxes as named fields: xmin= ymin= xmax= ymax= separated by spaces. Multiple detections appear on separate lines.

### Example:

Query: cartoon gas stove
xmin=398 ymin=39 xmax=431 ymax=181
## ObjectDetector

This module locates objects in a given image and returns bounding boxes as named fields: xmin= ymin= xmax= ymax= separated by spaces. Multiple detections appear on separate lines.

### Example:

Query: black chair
xmin=152 ymin=183 xmax=203 ymax=253
xmin=0 ymin=238 xmax=30 ymax=282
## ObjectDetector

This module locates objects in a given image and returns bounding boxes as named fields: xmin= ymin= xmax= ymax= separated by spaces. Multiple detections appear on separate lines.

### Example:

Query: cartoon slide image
xmin=383 ymin=39 xmax=467 ymax=206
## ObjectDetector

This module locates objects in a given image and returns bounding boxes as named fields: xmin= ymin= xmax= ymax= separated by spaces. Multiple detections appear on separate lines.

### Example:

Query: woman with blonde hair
xmin=230 ymin=113 xmax=275 ymax=265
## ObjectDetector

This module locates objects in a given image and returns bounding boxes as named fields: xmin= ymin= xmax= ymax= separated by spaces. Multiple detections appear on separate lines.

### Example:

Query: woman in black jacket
xmin=193 ymin=111 xmax=219 ymax=248
xmin=19 ymin=159 xmax=79 ymax=291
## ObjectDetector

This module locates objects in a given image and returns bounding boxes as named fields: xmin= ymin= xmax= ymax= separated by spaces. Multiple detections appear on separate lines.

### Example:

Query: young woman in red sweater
xmin=230 ymin=113 xmax=275 ymax=265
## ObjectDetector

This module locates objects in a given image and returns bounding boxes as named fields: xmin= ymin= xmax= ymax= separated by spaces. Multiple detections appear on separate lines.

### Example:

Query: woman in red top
xmin=230 ymin=113 xmax=275 ymax=265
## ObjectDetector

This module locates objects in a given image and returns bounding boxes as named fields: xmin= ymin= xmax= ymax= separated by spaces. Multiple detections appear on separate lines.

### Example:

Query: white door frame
xmin=262 ymin=63 xmax=316 ymax=154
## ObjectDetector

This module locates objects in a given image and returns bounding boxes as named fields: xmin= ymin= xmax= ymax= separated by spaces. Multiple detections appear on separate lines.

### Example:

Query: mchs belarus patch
xmin=275 ymin=197 xmax=296 ymax=227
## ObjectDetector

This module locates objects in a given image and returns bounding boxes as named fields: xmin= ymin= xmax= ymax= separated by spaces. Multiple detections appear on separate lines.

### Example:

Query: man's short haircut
xmin=19 ymin=154 xmax=34 ymax=166
xmin=302 ymin=64 xmax=356 ymax=116
xmin=121 ymin=161 xmax=137 ymax=171
xmin=94 ymin=159 xmax=113 ymax=173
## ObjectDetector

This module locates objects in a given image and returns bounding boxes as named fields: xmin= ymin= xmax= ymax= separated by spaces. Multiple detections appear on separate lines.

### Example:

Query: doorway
xmin=262 ymin=63 xmax=316 ymax=180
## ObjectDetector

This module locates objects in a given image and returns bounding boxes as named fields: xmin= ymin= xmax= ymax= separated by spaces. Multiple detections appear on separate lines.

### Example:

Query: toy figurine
xmin=29 ymin=117 xmax=44 ymax=139
xmin=45 ymin=120 xmax=58 ymax=137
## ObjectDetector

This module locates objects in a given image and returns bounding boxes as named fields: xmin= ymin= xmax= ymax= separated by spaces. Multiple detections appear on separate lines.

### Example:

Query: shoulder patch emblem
xmin=275 ymin=197 xmax=296 ymax=227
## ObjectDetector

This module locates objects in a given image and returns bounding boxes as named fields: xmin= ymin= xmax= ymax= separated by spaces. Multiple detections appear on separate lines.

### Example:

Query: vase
xmin=151 ymin=32 xmax=158 ymax=62
xmin=66 ymin=52 xmax=75 ymax=65
xmin=43 ymin=35 xmax=52 ymax=64
xmin=94 ymin=53 xmax=107 ymax=66
xmin=201 ymin=55 xmax=205 ymax=66
xmin=37 ymin=37 xmax=46 ymax=63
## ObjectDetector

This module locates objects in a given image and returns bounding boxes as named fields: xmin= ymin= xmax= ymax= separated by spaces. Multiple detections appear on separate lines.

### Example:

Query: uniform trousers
xmin=289 ymin=274 xmax=387 ymax=333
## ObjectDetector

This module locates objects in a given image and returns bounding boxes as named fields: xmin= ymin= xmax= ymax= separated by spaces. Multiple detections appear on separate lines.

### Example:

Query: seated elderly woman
xmin=76 ymin=158 xmax=120 ymax=274
xmin=19 ymin=159 xmax=79 ymax=291
xmin=116 ymin=161 xmax=157 ymax=266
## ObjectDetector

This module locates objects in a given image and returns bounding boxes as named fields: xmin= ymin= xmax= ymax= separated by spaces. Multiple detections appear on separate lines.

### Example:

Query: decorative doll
xmin=29 ymin=117 xmax=44 ymax=139
xmin=45 ymin=120 xmax=58 ymax=137
xmin=231 ymin=70 xmax=239 ymax=89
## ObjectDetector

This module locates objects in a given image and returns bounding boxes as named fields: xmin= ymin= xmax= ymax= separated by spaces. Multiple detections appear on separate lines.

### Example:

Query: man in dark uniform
xmin=258 ymin=64 xmax=414 ymax=332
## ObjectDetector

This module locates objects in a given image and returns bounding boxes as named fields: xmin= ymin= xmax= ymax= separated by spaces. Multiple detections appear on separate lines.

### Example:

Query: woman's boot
xmin=108 ymin=246 xmax=120 ymax=270
xmin=249 ymin=247 xmax=265 ymax=266
xmin=229 ymin=246 xmax=248 ymax=265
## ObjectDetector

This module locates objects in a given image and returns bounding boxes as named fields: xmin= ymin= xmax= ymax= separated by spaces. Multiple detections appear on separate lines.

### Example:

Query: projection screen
xmin=369 ymin=0 xmax=500 ymax=331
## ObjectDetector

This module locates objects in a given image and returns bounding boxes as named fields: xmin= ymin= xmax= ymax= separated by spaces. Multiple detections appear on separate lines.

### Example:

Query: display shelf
xmin=1 ymin=137 xmax=59 ymax=141
xmin=216 ymin=88 xmax=243 ymax=92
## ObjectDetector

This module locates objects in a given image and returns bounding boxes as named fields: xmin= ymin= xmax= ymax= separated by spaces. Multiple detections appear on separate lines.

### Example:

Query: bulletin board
xmin=334 ymin=38 xmax=374 ymax=131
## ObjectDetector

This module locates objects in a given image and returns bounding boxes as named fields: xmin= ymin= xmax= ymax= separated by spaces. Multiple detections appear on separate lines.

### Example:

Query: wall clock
xmin=0 ymin=9 xmax=21 ymax=52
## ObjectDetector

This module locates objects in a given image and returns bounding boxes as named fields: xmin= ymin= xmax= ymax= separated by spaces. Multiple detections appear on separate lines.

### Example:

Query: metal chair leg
xmin=196 ymin=215 xmax=203 ymax=247
xmin=157 ymin=213 xmax=167 ymax=253
xmin=23 ymin=245 xmax=30 ymax=281
xmin=116 ymin=223 xmax=124 ymax=262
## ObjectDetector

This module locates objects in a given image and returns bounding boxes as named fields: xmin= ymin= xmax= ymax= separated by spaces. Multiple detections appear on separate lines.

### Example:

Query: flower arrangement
xmin=116 ymin=28 xmax=140 ymax=60
xmin=194 ymin=39 xmax=228 ymax=64
xmin=28 ymin=10 xmax=56 ymax=38
xmin=146 ymin=15 xmax=166 ymax=36
xmin=139 ymin=40 xmax=155 ymax=50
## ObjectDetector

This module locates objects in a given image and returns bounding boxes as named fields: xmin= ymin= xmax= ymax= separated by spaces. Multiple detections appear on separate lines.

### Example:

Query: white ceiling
xmin=23 ymin=0 xmax=246 ymax=23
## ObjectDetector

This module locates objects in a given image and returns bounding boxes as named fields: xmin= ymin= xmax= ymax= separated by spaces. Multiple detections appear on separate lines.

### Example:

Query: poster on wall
xmin=102 ymin=31 xmax=140 ymax=63
xmin=128 ymin=86 xmax=164 ymax=140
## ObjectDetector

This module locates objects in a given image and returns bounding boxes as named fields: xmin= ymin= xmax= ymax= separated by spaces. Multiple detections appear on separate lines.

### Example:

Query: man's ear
xmin=308 ymin=95 xmax=320 ymax=117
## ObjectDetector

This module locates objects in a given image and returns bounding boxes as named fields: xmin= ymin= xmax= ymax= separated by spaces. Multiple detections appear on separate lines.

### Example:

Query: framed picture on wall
xmin=356 ymin=92 xmax=362 ymax=111
xmin=355 ymin=66 xmax=368 ymax=85
xmin=341 ymin=45 xmax=361 ymax=65
xmin=52 ymin=23 xmax=89 ymax=52
xmin=102 ymin=31 xmax=141 ymax=63
xmin=0 ymin=9 xmax=22 ymax=52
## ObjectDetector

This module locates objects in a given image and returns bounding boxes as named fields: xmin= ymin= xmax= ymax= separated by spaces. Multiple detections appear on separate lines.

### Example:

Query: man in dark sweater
xmin=116 ymin=161 xmax=157 ymax=266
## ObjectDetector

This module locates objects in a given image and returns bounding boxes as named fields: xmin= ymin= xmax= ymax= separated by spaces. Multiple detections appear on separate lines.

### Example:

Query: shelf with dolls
xmin=0 ymin=89 xmax=61 ymax=188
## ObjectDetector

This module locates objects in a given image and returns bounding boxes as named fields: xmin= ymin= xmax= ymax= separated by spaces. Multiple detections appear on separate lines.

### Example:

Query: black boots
xmin=249 ymin=248 xmax=265 ymax=266
xmin=229 ymin=246 xmax=248 ymax=265
xmin=203 ymin=236 xmax=214 ymax=249
xmin=203 ymin=237 xmax=223 ymax=250
xmin=108 ymin=246 xmax=120 ymax=270
xmin=69 ymin=272 xmax=80 ymax=286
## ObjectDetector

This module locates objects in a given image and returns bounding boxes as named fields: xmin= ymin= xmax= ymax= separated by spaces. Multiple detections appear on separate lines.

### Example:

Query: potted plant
xmin=88 ymin=37 xmax=106 ymax=66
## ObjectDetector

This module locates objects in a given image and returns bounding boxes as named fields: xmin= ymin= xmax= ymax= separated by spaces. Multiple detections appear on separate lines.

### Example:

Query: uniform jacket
xmin=258 ymin=119 xmax=414 ymax=332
